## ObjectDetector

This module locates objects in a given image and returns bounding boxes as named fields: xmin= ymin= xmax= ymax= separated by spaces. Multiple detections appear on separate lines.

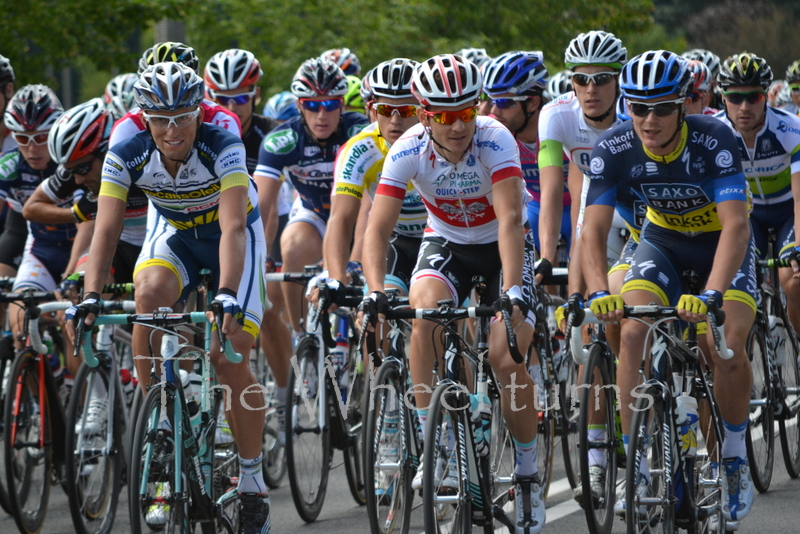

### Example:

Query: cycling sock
xmin=587 ymin=426 xmax=607 ymax=468
xmin=513 ymin=437 xmax=538 ymax=477
xmin=721 ymin=419 xmax=747 ymax=459
xmin=417 ymin=409 xmax=428 ymax=442
xmin=238 ymin=454 xmax=267 ymax=494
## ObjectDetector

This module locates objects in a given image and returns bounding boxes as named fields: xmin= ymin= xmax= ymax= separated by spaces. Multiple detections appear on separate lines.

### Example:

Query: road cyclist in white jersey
xmin=538 ymin=30 xmax=629 ymax=299
xmin=69 ymin=61 xmax=272 ymax=534
xmin=362 ymin=54 xmax=545 ymax=534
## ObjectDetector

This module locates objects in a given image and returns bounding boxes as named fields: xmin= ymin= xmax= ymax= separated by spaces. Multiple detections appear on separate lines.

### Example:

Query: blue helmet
xmin=134 ymin=62 xmax=205 ymax=112
xmin=263 ymin=91 xmax=299 ymax=122
xmin=483 ymin=51 xmax=548 ymax=98
xmin=620 ymin=50 xmax=692 ymax=100
xmin=616 ymin=97 xmax=630 ymax=121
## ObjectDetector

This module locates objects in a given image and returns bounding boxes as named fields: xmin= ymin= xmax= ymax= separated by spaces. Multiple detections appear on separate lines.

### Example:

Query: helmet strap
xmin=659 ymin=107 xmax=684 ymax=150
xmin=514 ymin=98 xmax=538 ymax=137
xmin=425 ymin=126 xmax=471 ymax=163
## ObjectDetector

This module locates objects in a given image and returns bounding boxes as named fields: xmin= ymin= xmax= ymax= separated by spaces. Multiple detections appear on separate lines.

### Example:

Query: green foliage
xmin=619 ymin=23 xmax=687 ymax=58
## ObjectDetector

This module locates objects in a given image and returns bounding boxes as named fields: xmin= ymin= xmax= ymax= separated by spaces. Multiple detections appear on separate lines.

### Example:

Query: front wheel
xmin=342 ymin=336 xmax=367 ymax=506
xmin=559 ymin=357 xmax=581 ymax=489
xmin=745 ymin=322 xmax=774 ymax=492
xmin=776 ymin=318 xmax=800 ymax=478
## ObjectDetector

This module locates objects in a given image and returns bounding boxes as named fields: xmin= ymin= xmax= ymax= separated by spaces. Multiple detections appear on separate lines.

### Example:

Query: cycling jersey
xmin=333 ymin=122 xmax=426 ymax=238
xmin=377 ymin=116 xmax=525 ymax=245
xmin=108 ymin=99 xmax=242 ymax=148
xmin=0 ymin=151 xmax=76 ymax=244
xmin=1 ymin=132 xmax=16 ymax=155
xmin=519 ymin=138 xmax=571 ymax=251
xmin=243 ymin=114 xmax=279 ymax=174
xmin=586 ymin=115 xmax=748 ymax=235
xmin=99 ymin=123 xmax=259 ymax=239
xmin=42 ymin=166 xmax=148 ymax=246
xmin=253 ymin=112 xmax=369 ymax=221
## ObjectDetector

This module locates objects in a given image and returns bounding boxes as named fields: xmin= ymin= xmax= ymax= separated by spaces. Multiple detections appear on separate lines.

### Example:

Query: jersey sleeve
xmin=334 ymin=130 xmax=384 ymax=200
xmin=253 ymin=124 xmax=297 ymax=182
xmin=537 ymin=101 xmax=568 ymax=169
xmin=109 ymin=114 xmax=144 ymax=149
xmin=214 ymin=142 xmax=250 ymax=191
xmin=99 ymin=150 xmax=132 ymax=202
xmin=477 ymin=122 xmax=522 ymax=183
xmin=376 ymin=138 xmax=418 ymax=200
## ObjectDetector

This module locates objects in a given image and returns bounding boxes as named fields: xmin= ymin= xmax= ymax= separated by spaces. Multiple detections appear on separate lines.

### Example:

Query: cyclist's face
xmin=299 ymin=97 xmax=342 ymax=142
xmin=572 ymin=66 xmax=618 ymax=118
xmin=17 ymin=130 xmax=52 ymax=170
xmin=488 ymin=93 xmax=537 ymax=134
xmin=144 ymin=106 xmax=203 ymax=162
xmin=722 ymin=85 xmax=767 ymax=132
xmin=419 ymin=102 xmax=478 ymax=162
xmin=684 ymin=91 xmax=708 ymax=116
xmin=66 ymin=153 xmax=102 ymax=193
xmin=373 ymin=97 xmax=419 ymax=146
xmin=629 ymin=95 xmax=685 ymax=155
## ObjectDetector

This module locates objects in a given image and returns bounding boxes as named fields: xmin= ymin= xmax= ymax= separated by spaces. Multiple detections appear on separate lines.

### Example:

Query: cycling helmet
xmin=565 ymin=31 xmax=627 ymax=70
xmin=4 ymin=84 xmax=63 ymax=132
xmin=134 ymin=62 xmax=205 ymax=112
xmin=48 ymin=98 xmax=112 ymax=164
xmin=616 ymin=97 xmax=630 ymax=121
xmin=483 ymin=51 xmax=548 ymax=97
xmin=686 ymin=60 xmax=712 ymax=93
xmin=138 ymin=42 xmax=199 ymax=75
xmin=321 ymin=48 xmax=361 ymax=76
xmin=546 ymin=70 xmax=573 ymax=99
xmin=360 ymin=73 xmax=373 ymax=103
xmin=681 ymin=49 xmax=721 ymax=79
xmin=291 ymin=57 xmax=349 ymax=98
xmin=775 ymin=84 xmax=793 ymax=109
xmin=344 ymin=75 xmax=364 ymax=110
xmin=717 ymin=52 xmax=772 ymax=90
xmin=368 ymin=58 xmax=418 ymax=99
xmin=204 ymin=49 xmax=262 ymax=94
xmin=263 ymin=91 xmax=299 ymax=121
xmin=620 ymin=50 xmax=692 ymax=100
xmin=0 ymin=54 xmax=14 ymax=86
xmin=411 ymin=54 xmax=482 ymax=109
xmin=785 ymin=60 xmax=800 ymax=84
xmin=104 ymin=73 xmax=138 ymax=119
xmin=456 ymin=48 xmax=492 ymax=70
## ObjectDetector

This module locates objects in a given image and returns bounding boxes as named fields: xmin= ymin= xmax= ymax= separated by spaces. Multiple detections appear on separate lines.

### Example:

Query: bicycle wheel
xmin=423 ymin=381 xmax=471 ymax=534
xmin=342 ymin=335 xmax=367 ymax=506
xmin=257 ymin=353 xmax=286 ymax=490
xmin=129 ymin=383 xmax=192 ymax=534
xmin=626 ymin=382 xmax=674 ymax=534
xmin=745 ymin=321 xmax=774 ymax=492
xmin=65 ymin=362 xmax=123 ymax=534
xmin=691 ymin=373 xmax=727 ymax=534
xmin=0 ymin=349 xmax=13 ymax=514
xmin=531 ymin=367 xmax=554 ymax=501
xmin=578 ymin=343 xmax=617 ymax=534
xmin=202 ymin=392 xmax=240 ymax=534
xmin=285 ymin=335 xmax=331 ymax=522
xmin=777 ymin=317 xmax=800 ymax=477
xmin=365 ymin=359 xmax=414 ymax=534
xmin=4 ymin=349 xmax=52 ymax=534
xmin=559 ymin=356 xmax=581 ymax=488
xmin=488 ymin=376 xmax=516 ymax=507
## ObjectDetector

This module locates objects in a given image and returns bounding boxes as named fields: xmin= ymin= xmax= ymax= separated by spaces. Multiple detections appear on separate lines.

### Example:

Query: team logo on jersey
xmin=715 ymin=150 xmax=733 ymax=169
xmin=777 ymin=120 xmax=800 ymax=136
xmin=263 ymin=129 xmax=298 ymax=154
xmin=590 ymin=157 xmax=604 ymax=174
xmin=304 ymin=146 xmax=321 ymax=157
xmin=467 ymin=155 xmax=476 ymax=167
xmin=432 ymin=196 xmax=493 ymax=226
xmin=645 ymin=162 xmax=659 ymax=175
xmin=630 ymin=164 xmax=643 ymax=178
xmin=760 ymin=137 xmax=773 ymax=154
xmin=641 ymin=183 xmax=710 ymax=213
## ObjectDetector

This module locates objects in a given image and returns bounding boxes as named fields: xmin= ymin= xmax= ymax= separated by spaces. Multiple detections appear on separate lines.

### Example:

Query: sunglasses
xmin=627 ymin=98 xmax=686 ymax=118
xmin=66 ymin=156 xmax=97 ymax=176
xmin=143 ymin=108 xmax=201 ymax=130
xmin=300 ymin=98 xmax=343 ymax=112
xmin=486 ymin=96 xmax=530 ymax=109
xmin=789 ymin=85 xmax=800 ymax=94
xmin=422 ymin=106 xmax=479 ymax=125
xmin=13 ymin=131 xmax=49 ymax=146
xmin=373 ymin=103 xmax=418 ymax=118
xmin=215 ymin=90 xmax=256 ymax=106
xmin=723 ymin=91 xmax=766 ymax=106
xmin=571 ymin=72 xmax=618 ymax=87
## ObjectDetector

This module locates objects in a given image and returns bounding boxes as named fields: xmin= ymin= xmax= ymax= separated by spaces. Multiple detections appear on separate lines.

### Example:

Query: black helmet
xmin=717 ymin=52 xmax=772 ymax=90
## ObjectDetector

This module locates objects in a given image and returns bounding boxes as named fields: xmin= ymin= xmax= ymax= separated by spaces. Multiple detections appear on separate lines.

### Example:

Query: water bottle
xmin=552 ymin=331 xmax=568 ymax=383
xmin=330 ymin=336 xmax=349 ymax=401
xmin=180 ymin=369 xmax=203 ymax=439
xmin=120 ymin=368 xmax=137 ymax=407
xmin=469 ymin=382 xmax=492 ymax=457
xmin=675 ymin=393 xmax=698 ymax=458
xmin=769 ymin=315 xmax=786 ymax=366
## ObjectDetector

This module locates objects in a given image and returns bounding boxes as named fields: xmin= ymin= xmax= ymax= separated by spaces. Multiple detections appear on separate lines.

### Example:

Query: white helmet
xmin=48 ymin=98 xmax=112 ymax=164
xmin=546 ymin=69 xmax=573 ymax=99
xmin=564 ymin=31 xmax=627 ymax=70
xmin=368 ymin=58 xmax=419 ymax=99
xmin=457 ymin=48 xmax=491 ymax=69
xmin=134 ymin=62 xmax=205 ymax=112
xmin=204 ymin=48 xmax=263 ymax=93
xmin=411 ymin=54 xmax=482 ymax=108
xmin=104 ymin=73 xmax=138 ymax=119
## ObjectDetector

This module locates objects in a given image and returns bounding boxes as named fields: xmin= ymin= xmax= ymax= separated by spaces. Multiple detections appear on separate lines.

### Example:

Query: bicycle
xmin=85 ymin=285 xmax=244 ymax=533
xmin=268 ymin=267 xmax=367 ymax=522
xmin=0 ymin=276 xmax=20 ymax=514
xmin=572 ymin=302 xmax=732 ymax=534
xmin=745 ymin=229 xmax=800 ymax=493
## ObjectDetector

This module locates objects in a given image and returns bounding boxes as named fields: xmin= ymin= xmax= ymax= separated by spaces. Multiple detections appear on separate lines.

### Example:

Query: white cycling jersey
xmin=377 ymin=116 xmax=526 ymax=245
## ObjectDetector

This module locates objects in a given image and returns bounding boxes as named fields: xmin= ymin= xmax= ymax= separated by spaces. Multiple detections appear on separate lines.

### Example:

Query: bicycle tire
xmin=532 ymin=369 xmax=555 ymax=501
xmin=559 ymin=357 xmax=581 ymax=489
xmin=745 ymin=321 xmax=775 ymax=492
xmin=258 ymin=353 xmax=286 ymax=490
xmin=364 ymin=359 xmax=414 ymax=534
xmin=65 ymin=361 xmax=123 ymax=534
xmin=0 ymin=353 xmax=13 ymax=514
xmin=625 ymin=382 xmax=674 ymax=534
xmin=129 ymin=383 xmax=192 ymax=534
xmin=488 ymin=376 xmax=516 ymax=508
xmin=202 ymin=390 xmax=240 ymax=534
xmin=285 ymin=335 xmax=331 ymax=522
xmin=777 ymin=318 xmax=800 ymax=478
xmin=578 ymin=343 xmax=617 ymax=534
xmin=423 ymin=381 xmax=471 ymax=534
xmin=4 ymin=349 xmax=52 ymax=534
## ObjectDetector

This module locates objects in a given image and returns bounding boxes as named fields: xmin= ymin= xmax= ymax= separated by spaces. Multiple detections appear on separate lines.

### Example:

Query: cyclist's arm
xmin=84 ymin=194 xmax=125 ymax=295
xmin=22 ymin=183 xmax=74 ymax=224
xmin=253 ymin=174 xmax=281 ymax=249
xmin=64 ymin=220 xmax=94 ymax=277
xmin=581 ymin=203 xmax=615 ymax=295
xmin=566 ymin=162 xmax=587 ymax=296
xmin=705 ymin=199 xmax=750 ymax=295
xmin=324 ymin=193 xmax=362 ymax=282
xmin=350 ymin=193 xmax=372 ymax=265
xmin=363 ymin=191 xmax=403 ymax=294
xmin=537 ymin=141 xmax=566 ymax=266
xmin=494 ymin=176 xmax=526 ymax=291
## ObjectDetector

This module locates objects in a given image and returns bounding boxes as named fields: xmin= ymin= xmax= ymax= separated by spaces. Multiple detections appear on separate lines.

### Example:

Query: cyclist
xmin=682 ymin=48 xmax=723 ymax=108
xmin=263 ymin=91 xmax=299 ymax=123
xmin=0 ymin=54 xmax=16 ymax=154
xmin=254 ymin=57 xmax=368 ymax=339
xmin=581 ymin=50 xmax=756 ymax=524
xmin=72 ymin=62 xmax=271 ymax=533
xmin=321 ymin=47 xmax=361 ymax=76
xmin=103 ymin=72 xmax=138 ymax=121
xmin=714 ymin=52 xmax=800 ymax=356
xmin=457 ymin=47 xmax=492 ymax=70
xmin=322 ymin=58 xmax=423 ymax=308
xmin=483 ymin=50 xmax=568 ymax=253
xmin=685 ymin=59 xmax=717 ymax=116
xmin=537 ymin=30 xmax=628 ymax=296
xmin=362 ymin=54 xmax=545 ymax=534
xmin=785 ymin=60 xmax=800 ymax=114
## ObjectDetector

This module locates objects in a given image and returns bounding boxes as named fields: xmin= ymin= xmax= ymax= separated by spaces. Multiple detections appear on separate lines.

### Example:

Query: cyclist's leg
xmin=279 ymin=204 xmax=324 ymax=334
